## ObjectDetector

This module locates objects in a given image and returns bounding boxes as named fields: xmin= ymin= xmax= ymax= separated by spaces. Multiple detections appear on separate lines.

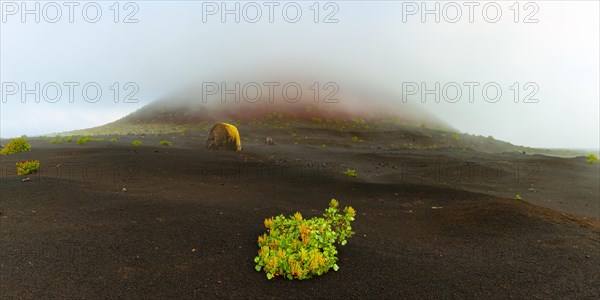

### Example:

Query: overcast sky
xmin=1 ymin=1 xmax=598 ymax=149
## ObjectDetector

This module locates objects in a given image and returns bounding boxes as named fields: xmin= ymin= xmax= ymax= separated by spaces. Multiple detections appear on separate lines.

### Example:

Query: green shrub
xmin=65 ymin=136 xmax=73 ymax=143
xmin=16 ymin=160 xmax=40 ymax=176
xmin=0 ymin=137 xmax=31 ymax=155
xmin=342 ymin=169 xmax=356 ymax=177
xmin=159 ymin=140 xmax=172 ymax=147
xmin=110 ymin=137 xmax=118 ymax=142
xmin=49 ymin=136 xmax=62 ymax=143
xmin=351 ymin=136 xmax=359 ymax=142
xmin=254 ymin=199 xmax=356 ymax=280
xmin=515 ymin=194 xmax=522 ymax=200
xmin=76 ymin=136 xmax=91 ymax=145
xmin=132 ymin=140 xmax=142 ymax=147
xmin=587 ymin=154 xmax=599 ymax=164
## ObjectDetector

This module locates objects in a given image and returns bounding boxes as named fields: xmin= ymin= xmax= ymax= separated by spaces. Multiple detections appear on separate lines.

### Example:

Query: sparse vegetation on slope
xmin=77 ymin=136 xmax=91 ymax=145
xmin=159 ymin=140 xmax=172 ymax=147
xmin=16 ymin=160 xmax=40 ymax=176
xmin=342 ymin=169 xmax=357 ymax=177
xmin=1 ymin=137 xmax=31 ymax=155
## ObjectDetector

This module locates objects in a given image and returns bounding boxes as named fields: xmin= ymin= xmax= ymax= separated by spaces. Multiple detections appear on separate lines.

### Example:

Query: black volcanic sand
xmin=1 ymin=129 xmax=599 ymax=298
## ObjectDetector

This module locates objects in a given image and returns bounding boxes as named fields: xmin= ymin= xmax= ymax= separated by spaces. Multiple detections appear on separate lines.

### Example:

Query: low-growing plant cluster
xmin=132 ymin=140 xmax=142 ymax=146
xmin=16 ymin=160 xmax=40 ymax=176
xmin=159 ymin=140 xmax=172 ymax=147
xmin=342 ymin=169 xmax=357 ymax=177
xmin=254 ymin=199 xmax=356 ymax=280
xmin=50 ymin=138 xmax=63 ymax=144
xmin=0 ymin=137 xmax=31 ymax=155
xmin=587 ymin=154 xmax=599 ymax=164
xmin=76 ymin=136 xmax=106 ymax=144
xmin=77 ymin=136 xmax=91 ymax=145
